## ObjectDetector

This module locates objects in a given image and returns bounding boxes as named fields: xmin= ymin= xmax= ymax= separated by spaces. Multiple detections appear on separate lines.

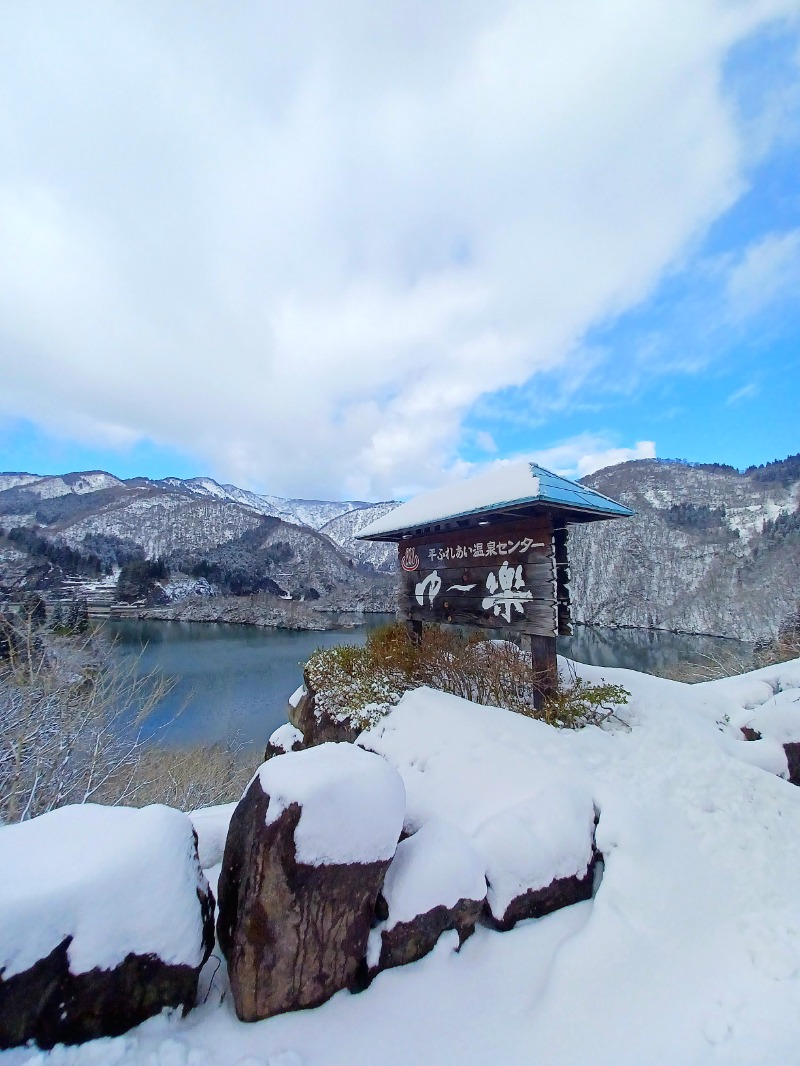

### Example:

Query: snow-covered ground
xmin=5 ymin=657 xmax=800 ymax=1066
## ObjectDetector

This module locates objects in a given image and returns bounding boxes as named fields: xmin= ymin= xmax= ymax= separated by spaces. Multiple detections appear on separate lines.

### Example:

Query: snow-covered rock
xmin=216 ymin=745 xmax=405 ymax=1021
xmin=359 ymin=686 xmax=598 ymax=926
xmin=366 ymin=819 xmax=486 ymax=977
xmin=189 ymin=803 xmax=239 ymax=869
xmin=689 ymin=660 xmax=800 ymax=782
xmin=291 ymin=670 xmax=366 ymax=747
xmin=257 ymin=744 xmax=405 ymax=866
xmin=475 ymin=792 xmax=596 ymax=929
xmin=264 ymin=723 xmax=304 ymax=760
xmin=0 ymin=804 xmax=214 ymax=1048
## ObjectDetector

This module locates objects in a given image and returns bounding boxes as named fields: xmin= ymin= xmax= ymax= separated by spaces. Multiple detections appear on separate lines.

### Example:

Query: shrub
xmin=0 ymin=627 xmax=169 ymax=822
xmin=305 ymin=622 xmax=629 ymax=731
xmin=534 ymin=677 xmax=630 ymax=729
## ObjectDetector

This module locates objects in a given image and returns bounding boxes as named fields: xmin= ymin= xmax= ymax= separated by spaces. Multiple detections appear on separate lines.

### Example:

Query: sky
xmin=0 ymin=1 xmax=798 ymax=502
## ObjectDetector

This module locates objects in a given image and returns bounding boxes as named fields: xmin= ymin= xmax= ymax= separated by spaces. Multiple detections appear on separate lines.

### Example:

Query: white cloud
xmin=726 ymin=381 xmax=760 ymax=404
xmin=474 ymin=431 xmax=498 ymax=455
xmin=0 ymin=0 xmax=794 ymax=497
xmin=527 ymin=436 xmax=657 ymax=480
xmin=397 ymin=435 xmax=656 ymax=499
xmin=725 ymin=228 xmax=800 ymax=318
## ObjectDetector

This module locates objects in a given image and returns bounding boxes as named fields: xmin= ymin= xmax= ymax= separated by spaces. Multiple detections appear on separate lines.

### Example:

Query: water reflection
xmin=97 ymin=615 xmax=395 ymax=751
xmin=97 ymin=618 xmax=754 ymax=751
xmin=558 ymin=625 xmax=753 ymax=680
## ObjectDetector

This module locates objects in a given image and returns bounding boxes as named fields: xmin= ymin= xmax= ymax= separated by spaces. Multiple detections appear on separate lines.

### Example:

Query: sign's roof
xmin=356 ymin=461 xmax=634 ymax=541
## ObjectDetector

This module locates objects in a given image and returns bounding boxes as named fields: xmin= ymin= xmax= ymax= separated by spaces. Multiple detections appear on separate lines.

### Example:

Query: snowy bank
xmin=5 ymin=658 xmax=800 ymax=1064
xmin=0 ymin=804 xmax=214 ymax=1048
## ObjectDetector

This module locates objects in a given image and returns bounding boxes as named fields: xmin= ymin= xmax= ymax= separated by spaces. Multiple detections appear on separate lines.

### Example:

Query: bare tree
xmin=0 ymin=614 xmax=173 ymax=822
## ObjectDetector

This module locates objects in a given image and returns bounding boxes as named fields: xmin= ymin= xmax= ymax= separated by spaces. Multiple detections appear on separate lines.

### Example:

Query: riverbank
xmin=135 ymin=592 xmax=397 ymax=631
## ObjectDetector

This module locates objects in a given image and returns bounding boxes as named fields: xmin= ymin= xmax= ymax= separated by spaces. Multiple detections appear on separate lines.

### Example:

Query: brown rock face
xmin=263 ymin=729 xmax=304 ymax=762
xmin=784 ymin=742 xmax=800 ymax=784
xmin=484 ymin=861 xmax=596 ymax=932
xmin=0 ymin=884 xmax=214 ymax=1049
xmin=293 ymin=670 xmax=363 ymax=747
xmin=370 ymin=897 xmax=483 ymax=977
xmin=217 ymin=776 xmax=394 ymax=1021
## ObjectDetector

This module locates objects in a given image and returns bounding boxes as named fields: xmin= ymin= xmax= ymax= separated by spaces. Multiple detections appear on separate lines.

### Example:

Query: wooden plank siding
xmin=554 ymin=522 xmax=572 ymax=636
xmin=397 ymin=516 xmax=559 ymax=638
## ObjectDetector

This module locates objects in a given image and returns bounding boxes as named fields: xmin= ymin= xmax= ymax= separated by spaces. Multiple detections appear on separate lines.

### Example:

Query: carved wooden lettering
xmin=397 ymin=517 xmax=560 ymax=637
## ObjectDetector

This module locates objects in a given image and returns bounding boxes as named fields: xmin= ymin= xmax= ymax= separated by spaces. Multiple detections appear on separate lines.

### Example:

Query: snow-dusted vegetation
xmin=302 ymin=623 xmax=629 ymax=737
xmin=571 ymin=457 xmax=800 ymax=640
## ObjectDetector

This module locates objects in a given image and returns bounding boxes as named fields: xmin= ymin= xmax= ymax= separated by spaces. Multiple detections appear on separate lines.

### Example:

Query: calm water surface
xmin=559 ymin=626 xmax=753 ymax=680
xmin=99 ymin=617 xmax=752 ymax=750
xmin=98 ymin=615 xmax=395 ymax=751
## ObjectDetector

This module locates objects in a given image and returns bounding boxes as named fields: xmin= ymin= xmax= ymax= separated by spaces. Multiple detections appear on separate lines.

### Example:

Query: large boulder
xmin=217 ymin=743 xmax=405 ymax=1021
xmin=359 ymin=689 xmax=599 ymax=932
xmin=735 ymin=691 xmax=800 ymax=784
xmin=366 ymin=819 xmax=487 ymax=980
xmin=475 ymin=793 xmax=597 ymax=930
xmin=0 ymin=804 xmax=214 ymax=1049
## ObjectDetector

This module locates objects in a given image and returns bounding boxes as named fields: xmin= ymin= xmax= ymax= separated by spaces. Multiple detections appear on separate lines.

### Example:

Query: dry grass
xmin=1 ymin=612 xmax=253 ymax=820
xmin=102 ymin=742 xmax=253 ymax=810
xmin=667 ymin=630 xmax=800 ymax=684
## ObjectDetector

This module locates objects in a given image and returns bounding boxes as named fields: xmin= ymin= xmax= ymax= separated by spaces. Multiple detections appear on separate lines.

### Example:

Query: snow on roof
xmin=356 ymin=461 xmax=633 ymax=540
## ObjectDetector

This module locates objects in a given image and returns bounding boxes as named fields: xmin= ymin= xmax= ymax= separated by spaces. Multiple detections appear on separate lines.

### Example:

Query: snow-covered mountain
xmin=156 ymin=476 xmax=379 ymax=531
xmin=0 ymin=469 xmax=398 ymax=611
xmin=570 ymin=457 xmax=800 ymax=640
xmin=318 ymin=503 xmax=399 ymax=572
xmin=2 ymin=458 xmax=798 ymax=638
xmin=0 ymin=469 xmax=391 ymax=535
xmin=0 ymin=472 xmax=46 ymax=492
xmin=0 ymin=471 xmax=124 ymax=499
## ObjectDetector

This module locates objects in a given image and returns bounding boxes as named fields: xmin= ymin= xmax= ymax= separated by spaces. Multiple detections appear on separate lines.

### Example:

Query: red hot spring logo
xmin=401 ymin=546 xmax=420 ymax=572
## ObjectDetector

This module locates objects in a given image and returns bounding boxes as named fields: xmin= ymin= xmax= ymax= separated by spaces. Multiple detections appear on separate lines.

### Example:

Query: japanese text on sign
xmin=426 ymin=537 xmax=544 ymax=564
xmin=413 ymin=561 xmax=537 ymax=625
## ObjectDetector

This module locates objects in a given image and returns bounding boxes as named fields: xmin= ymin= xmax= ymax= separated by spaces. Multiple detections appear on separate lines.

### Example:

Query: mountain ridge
xmin=570 ymin=455 xmax=800 ymax=640
xmin=1 ymin=457 xmax=798 ymax=639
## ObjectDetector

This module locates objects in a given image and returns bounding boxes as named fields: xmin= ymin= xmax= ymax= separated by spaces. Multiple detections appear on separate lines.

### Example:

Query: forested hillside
xmin=570 ymin=457 xmax=800 ymax=640
xmin=2 ymin=458 xmax=797 ymax=638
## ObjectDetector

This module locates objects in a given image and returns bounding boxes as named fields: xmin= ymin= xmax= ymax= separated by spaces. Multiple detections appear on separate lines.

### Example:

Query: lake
xmin=98 ymin=617 xmax=753 ymax=751
xmin=98 ymin=614 xmax=396 ymax=753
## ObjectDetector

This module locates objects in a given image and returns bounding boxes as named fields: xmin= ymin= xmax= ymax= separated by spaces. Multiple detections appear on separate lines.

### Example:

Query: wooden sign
xmin=398 ymin=516 xmax=570 ymax=638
